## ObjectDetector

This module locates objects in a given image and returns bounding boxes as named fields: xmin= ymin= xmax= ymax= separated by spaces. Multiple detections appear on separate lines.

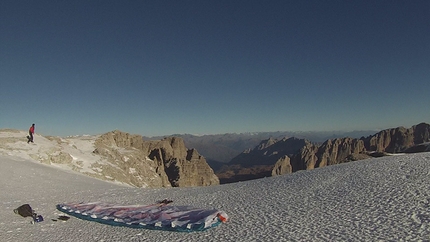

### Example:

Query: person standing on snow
xmin=27 ymin=124 xmax=35 ymax=143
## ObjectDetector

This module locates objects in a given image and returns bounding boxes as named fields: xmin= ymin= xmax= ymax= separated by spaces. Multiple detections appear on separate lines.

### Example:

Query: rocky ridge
xmin=217 ymin=122 xmax=430 ymax=183
xmin=0 ymin=129 xmax=218 ymax=188
xmin=145 ymin=130 xmax=377 ymax=166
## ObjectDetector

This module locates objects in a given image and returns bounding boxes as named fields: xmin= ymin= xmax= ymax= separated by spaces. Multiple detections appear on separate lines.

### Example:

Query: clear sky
xmin=1 ymin=0 xmax=429 ymax=137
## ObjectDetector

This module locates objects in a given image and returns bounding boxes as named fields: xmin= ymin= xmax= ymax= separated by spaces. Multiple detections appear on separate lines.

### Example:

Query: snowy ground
xmin=1 ymin=151 xmax=430 ymax=241
xmin=0 ymin=130 xmax=152 ymax=187
xmin=0 ymin=130 xmax=106 ymax=175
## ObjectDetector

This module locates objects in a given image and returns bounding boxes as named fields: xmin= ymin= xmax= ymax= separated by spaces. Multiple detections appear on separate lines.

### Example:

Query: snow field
xmin=1 ymin=151 xmax=430 ymax=241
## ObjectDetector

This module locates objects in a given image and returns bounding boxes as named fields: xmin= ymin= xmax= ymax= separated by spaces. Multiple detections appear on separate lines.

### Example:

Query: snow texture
xmin=1 ymin=148 xmax=430 ymax=241
xmin=0 ymin=130 xmax=105 ymax=175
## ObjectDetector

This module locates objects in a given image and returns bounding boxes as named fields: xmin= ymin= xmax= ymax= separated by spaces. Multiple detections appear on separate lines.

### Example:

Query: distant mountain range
xmin=215 ymin=122 xmax=430 ymax=183
xmin=144 ymin=130 xmax=378 ymax=169
xmin=1 ymin=123 xmax=428 ymax=188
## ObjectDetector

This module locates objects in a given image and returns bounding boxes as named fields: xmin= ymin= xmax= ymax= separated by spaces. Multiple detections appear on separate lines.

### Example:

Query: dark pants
xmin=28 ymin=131 xmax=33 ymax=143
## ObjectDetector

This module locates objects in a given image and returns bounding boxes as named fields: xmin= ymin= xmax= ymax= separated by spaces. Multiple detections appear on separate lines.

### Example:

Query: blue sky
xmin=1 ymin=0 xmax=429 ymax=137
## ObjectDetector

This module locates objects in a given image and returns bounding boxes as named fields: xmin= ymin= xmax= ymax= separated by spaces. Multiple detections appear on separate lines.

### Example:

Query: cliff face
xmin=316 ymin=137 xmax=366 ymax=167
xmin=289 ymin=141 xmax=319 ymax=171
xmin=213 ymin=123 xmax=430 ymax=183
xmin=283 ymin=138 xmax=366 ymax=174
xmin=94 ymin=130 xmax=219 ymax=187
xmin=219 ymin=136 xmax=367 ymax=181
xmin=271 ymin=155 xmax=292 ymax=176
xmin=273 ymin=123 xmax=430 ymax=177
xmin=146 ymin=137 xmax=219 ymax=187
xmin=362 ymin=123 xmax=430 ymax=153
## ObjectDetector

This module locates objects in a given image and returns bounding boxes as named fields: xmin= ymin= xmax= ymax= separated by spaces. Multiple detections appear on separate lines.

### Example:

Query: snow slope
xmin=1 ymin=150 xmax=430 ymax=241
xmin=0 ymin=130 xmax=148 ymax=187
xmin=0 ymin=130 xmax=105 ymax=174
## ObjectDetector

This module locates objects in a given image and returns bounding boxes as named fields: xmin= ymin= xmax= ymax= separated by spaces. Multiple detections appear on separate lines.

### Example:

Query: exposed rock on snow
xmin=95 ymin=130 xmax=219 ymax=187
xmin=0 ymin=129 xmax=218 ymax=188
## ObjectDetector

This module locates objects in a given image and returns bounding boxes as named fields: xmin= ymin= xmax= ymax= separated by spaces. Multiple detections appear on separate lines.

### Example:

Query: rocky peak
xmin=146 ymin=136 xmax=219 ymax=187
xmin=290 ymin=141 xmax=319 ymax=171
xmin=272 ymin=155 xmax=292 ymax=176
xmin=167 ymin=137 xmax=188 ymax=158
xmin=95 ymin=131 xmax=219 ymax=187
xmin=219 ymin=123 xmax=430 ymax=183
xmin=273 ymin=123 xmax=430 ymax=178
xmin=256 ymin=137 xmax=276 ymax=150
xmin=315 ymin=137 xmax=366 ymax=167
xmin=361 ymin=123 xmax=430 ymax=153
xmin=186 ymin=148 xmax=201 ymax=161
xmin=96 ymin=130 xmax=145 ymax=151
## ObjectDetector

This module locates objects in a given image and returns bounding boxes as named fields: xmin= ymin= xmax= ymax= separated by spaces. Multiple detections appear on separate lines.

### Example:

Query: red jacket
xmin=29 ymin=126 xmax=35 ymax=134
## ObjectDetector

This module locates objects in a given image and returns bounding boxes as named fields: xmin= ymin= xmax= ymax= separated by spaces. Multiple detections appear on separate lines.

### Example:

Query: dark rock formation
xmin=403 ymin=142 xmax=430 ymax=153
xmin=216 ymin=137 xmax=307 ymax=183
xmin=217 ymin=164 xmax=273 ymax=184
xmin=229 ymin=137 xmax=307 ymax=166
